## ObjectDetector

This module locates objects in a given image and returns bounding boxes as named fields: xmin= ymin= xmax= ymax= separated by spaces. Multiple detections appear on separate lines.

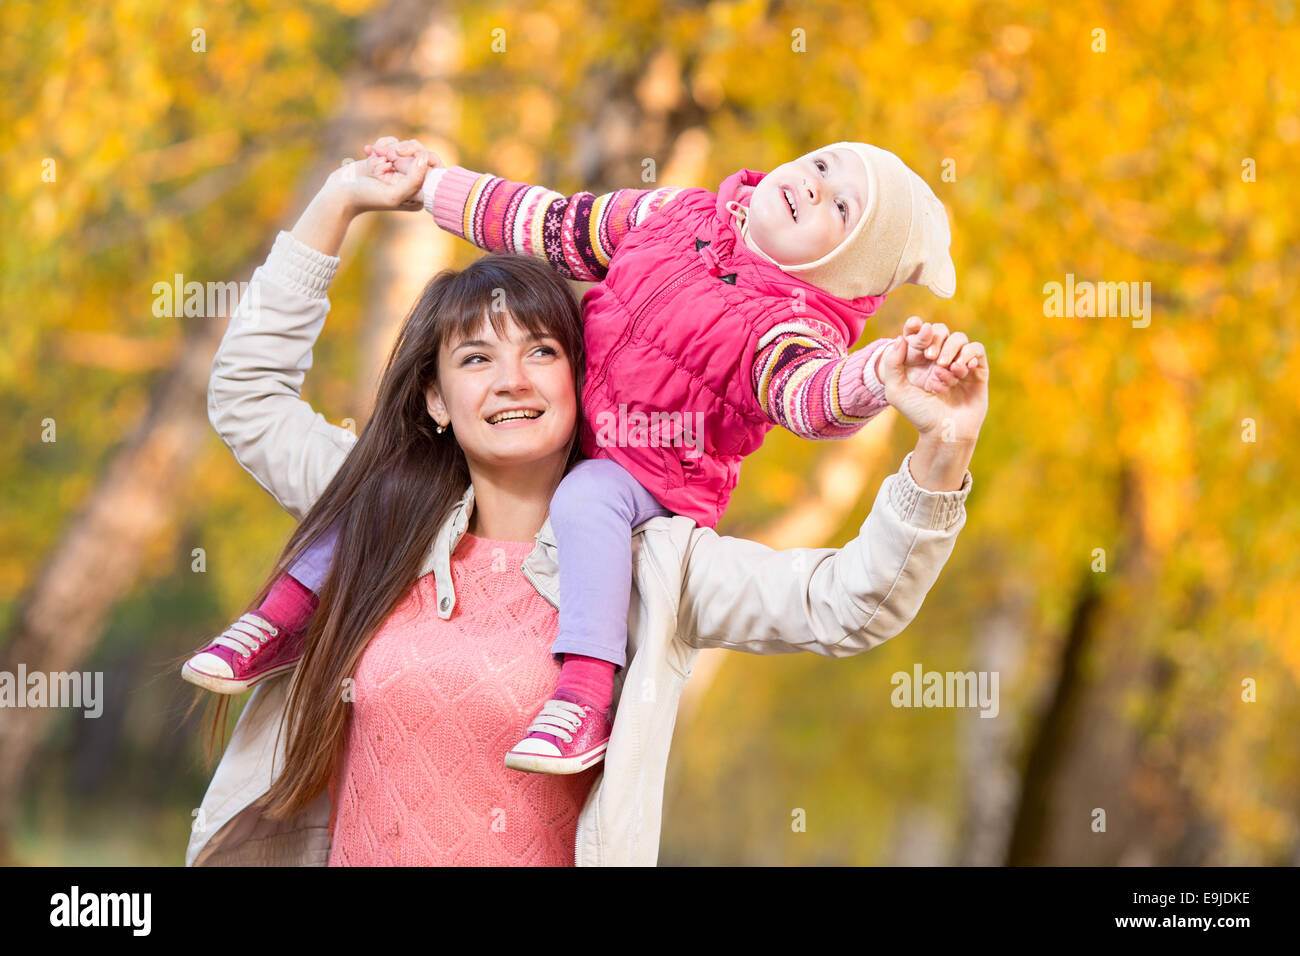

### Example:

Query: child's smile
xmin=745 ymin=147 xmax=869 ymax=266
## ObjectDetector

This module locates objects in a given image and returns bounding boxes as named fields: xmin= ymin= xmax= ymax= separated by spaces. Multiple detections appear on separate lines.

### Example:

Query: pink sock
xmin=257 ymin=572 xmax=318 ymax=634
xmin=525 ymin=655 xmax=616 ymax=750
xmin=554 ymin=654 xmax=616 ymax=712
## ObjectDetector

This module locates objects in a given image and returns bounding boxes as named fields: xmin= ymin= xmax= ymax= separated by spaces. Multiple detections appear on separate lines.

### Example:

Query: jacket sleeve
xmin=752 ymin=326 xmax=895 ymax=439
xmin=421 ymin=165 xmax=684 ymax=281
xmin=676 ymin=451 xmax=971 ymax=656
xmin=207 ymin=230 xmax=357 ymax=522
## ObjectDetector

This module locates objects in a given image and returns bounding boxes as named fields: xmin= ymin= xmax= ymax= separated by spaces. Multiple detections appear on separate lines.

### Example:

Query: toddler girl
xmin=183 ymin=138 xmax=957 ymax=776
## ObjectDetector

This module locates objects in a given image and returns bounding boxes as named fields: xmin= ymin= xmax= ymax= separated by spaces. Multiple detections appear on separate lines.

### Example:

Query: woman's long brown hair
xmin=195 ymin=253 xmax=586 ymax=821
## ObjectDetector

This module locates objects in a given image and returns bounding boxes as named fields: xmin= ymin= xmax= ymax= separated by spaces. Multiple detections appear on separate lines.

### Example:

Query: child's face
xmin=746 ymin=147 xmax=868 ymax=266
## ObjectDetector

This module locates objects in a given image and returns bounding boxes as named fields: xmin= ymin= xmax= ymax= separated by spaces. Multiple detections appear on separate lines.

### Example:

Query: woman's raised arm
xmin=208 ymin=152 xmax=430 ymax=520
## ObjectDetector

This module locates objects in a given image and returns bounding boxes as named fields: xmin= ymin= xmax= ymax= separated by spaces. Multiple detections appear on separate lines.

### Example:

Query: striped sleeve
xmin=423 ymin=165 xmax=684 ymax=281
xmin=751 ymin=326 xmax=894 ymax=440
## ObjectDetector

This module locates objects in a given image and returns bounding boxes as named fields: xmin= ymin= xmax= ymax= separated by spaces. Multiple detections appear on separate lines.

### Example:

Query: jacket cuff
xmin=264 ymin=231 xmax=340 ymax=299
xmin=889 ymin=450 xmax=972 ymax=531
xmin=423 ymin=165 xmax=480 ymax=236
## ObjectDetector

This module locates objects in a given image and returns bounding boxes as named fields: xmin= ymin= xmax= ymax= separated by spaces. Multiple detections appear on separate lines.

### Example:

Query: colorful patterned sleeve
xmin=421 ymin=165 xmax=685 ymax=281
xmin=751 ymin=327 xmax=895 ymax=440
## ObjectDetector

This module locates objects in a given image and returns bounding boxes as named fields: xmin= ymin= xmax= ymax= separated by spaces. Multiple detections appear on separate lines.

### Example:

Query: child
xmin=183 ymin=138 xmax=958 ymax=776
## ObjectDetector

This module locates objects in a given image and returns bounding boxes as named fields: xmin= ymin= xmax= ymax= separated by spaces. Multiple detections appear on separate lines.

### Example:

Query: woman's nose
xmin=494 ymin=357 xmax=531 ymax=391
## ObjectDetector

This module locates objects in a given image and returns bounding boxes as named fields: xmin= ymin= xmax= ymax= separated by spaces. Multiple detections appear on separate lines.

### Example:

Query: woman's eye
xmin=461 ymin=354 xmax=488 ymax=365
xmin=534 ymin=345 xmax=557 ymax=357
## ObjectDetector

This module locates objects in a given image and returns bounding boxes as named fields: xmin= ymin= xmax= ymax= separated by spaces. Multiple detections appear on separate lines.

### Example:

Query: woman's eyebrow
xmin=454 ymin=332 xmax=555 ymax=351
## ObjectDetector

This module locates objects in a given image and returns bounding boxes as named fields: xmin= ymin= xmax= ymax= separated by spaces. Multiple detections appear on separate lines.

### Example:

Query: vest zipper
xmin=589 ymin=255 xmax=707 ymax=397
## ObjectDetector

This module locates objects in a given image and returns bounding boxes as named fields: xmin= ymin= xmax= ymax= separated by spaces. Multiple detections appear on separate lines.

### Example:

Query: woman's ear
xmin=425 ymin=383 xmax=449 ymax=428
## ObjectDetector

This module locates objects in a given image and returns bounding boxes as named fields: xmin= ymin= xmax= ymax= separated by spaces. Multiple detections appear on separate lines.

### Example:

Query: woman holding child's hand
xmin=879 ymin=314 xmax=989 ymax=491
xmin=291 ymin=139 xmax=436 ymax=256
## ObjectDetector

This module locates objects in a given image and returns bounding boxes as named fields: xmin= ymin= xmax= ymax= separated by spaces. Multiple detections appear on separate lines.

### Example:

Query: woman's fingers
xmin=956 ymin=341 xmax=989 ymax=382
xmin=923 ymin=323 xmax=950 ymax=359
xmin=390 ymin=149 xmax=429 ymax=210
xmin=937 ymin=331 xmax=969 ymax=367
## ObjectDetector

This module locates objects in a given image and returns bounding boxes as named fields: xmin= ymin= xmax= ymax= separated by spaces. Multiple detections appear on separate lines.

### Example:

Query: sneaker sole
xmin=180 ymin=659 xmax=300 ymax=695
xmin=504 ymin=742 xmax=608 ymax=775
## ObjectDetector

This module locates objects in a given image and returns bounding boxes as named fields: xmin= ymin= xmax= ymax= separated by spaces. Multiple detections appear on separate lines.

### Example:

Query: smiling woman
xmin=424 ymin=317 xmax=580 ymax=524
xmin=429 ymin=325 xmax=578 ymax=490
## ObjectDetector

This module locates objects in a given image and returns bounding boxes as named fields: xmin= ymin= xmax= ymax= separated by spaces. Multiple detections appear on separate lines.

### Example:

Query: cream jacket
xmin=185 ymin=231 xmax=973 ymax=866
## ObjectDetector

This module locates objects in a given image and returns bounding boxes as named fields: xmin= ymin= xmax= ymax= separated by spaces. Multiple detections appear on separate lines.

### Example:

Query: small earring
xmin=436 ymin=424 xmax=447 ymax=434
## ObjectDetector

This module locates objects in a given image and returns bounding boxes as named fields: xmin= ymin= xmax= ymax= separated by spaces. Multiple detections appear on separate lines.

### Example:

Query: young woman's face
xmin=424 ymin=313 xmax=578 ymax=475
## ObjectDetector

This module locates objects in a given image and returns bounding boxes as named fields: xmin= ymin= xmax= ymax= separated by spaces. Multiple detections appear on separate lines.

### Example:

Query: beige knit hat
xmin=731 ymin=141 xmax=956 ymax=300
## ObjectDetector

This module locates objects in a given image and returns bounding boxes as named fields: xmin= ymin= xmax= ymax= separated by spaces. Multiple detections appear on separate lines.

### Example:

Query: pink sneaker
xmin=181 ymin=612 xmax=304 ymax=694
xmin=504 ymin=696 xmax=611 ymax=774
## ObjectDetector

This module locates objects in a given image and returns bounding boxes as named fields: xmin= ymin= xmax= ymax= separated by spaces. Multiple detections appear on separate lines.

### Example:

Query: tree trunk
xmin=954 ymin=583 xmax=1032 ymax=865
xmin=0 ymin=0 xmax=452 ymax=863
xmin=1001 ymin=463 xmax=1198 ymax=865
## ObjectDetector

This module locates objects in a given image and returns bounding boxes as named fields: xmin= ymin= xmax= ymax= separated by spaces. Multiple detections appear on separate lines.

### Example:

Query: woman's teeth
xmin=487 ymin=409 xmax=542 ymax=424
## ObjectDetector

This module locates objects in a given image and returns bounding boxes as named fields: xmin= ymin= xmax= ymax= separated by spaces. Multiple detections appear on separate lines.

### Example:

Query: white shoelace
xmin=524 ymin=699 xmax=588 ymax=742
xmin=211 ymin=612 xmax=279 ymax=659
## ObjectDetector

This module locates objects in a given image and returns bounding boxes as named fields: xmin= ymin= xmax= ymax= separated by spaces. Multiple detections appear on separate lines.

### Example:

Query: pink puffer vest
xmin=578 ymin=168 xmax=885 ymax=528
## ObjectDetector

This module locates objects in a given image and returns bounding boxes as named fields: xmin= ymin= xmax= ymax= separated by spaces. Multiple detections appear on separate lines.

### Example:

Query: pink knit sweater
xmin=327 ymin=533 xmax=598 ymax=866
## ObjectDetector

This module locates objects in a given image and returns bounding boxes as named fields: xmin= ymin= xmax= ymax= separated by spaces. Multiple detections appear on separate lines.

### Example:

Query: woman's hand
xmin=291 ymin=145 xmax=433 ymax=257
xmin=880 ymin=315 xmax=989 ymax=443
xmin=878 ymin=316 xmax=989 ymax=492
xmin=324 ymin=144 xmax=431 ymax=215
xmin=364 ymin=136 xmax=442 ymax=178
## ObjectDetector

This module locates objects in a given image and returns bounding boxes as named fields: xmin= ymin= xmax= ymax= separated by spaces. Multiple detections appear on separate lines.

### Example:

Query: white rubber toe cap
xmin=508 ymin=737 xmax=563 ymax=757
xmin=186 ymin=652 xmax=235 ymax=679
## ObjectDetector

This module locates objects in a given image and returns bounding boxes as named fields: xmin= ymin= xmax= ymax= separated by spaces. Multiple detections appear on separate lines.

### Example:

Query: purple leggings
xmin=288 ymin=458 xmax=671 ymax=670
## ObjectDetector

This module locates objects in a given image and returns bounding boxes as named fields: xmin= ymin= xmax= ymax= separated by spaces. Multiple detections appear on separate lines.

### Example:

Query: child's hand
xmin=878 ymin=315 xmax=989 ymax=442
xmin=364 ymin=136 xmax=443 ymax=177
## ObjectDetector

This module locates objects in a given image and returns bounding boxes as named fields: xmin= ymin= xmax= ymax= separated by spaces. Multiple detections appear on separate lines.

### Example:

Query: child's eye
xmin=837 ymin=200 xmax=848 ymax=221
xmin=815 ymin=159 xmax=827 ymax=174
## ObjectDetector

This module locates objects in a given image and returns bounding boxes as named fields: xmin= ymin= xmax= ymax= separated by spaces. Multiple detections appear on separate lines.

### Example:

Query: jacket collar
xmin=417 ymin=483 xmax=561 ymax=620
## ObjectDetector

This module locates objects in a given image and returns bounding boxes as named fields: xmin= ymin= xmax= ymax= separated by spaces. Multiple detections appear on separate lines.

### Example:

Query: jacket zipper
xmin=588 ymin=255 xmax=707 ymax=397
xmin=520 ymin=559 xmax=558 ymax=611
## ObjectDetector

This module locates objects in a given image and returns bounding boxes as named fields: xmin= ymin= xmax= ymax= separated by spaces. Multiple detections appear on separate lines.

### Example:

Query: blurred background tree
xmin=2 ymin=0 xmax=1296 ymax=864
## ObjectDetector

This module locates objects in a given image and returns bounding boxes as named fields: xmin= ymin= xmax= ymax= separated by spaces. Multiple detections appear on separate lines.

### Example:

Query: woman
xmin=186 ymin=148 xmax=986 ymax=866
